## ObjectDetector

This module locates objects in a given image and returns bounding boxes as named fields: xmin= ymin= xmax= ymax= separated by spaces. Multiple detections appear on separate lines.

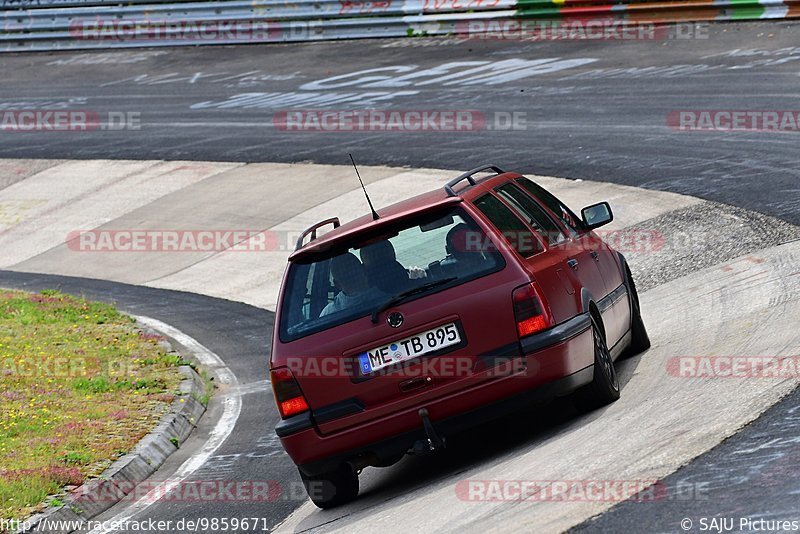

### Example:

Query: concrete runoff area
xmin=2 ymin=160 xmax=797 ymax=308
xmin=0 ymin=159 xmax=722 ymax=309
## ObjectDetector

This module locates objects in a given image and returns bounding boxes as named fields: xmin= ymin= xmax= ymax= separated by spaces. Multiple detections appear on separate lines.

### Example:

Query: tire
xmin=300 ymin=464 xmax=359 ymax=509
xmin=574 ymin=316 xmax=620 ymax=412
xmin=623 ymin=266 xmax=651 ymax=357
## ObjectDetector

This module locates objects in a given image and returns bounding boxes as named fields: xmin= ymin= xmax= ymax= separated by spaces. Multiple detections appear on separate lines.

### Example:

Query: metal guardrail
xmin=2 ymin=0 xmax=516 ymax=28
xmin=1 ymin=0 xmax=799 ymax=51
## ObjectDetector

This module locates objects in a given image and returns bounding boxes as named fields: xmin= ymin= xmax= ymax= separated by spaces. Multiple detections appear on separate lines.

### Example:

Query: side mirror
xmin=581 ymin=202 xmax=613 ymax=229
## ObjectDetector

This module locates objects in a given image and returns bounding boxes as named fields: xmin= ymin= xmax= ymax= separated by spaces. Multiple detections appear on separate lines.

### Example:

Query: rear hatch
xmin=273 ymin=206 xmax=528 ymax=434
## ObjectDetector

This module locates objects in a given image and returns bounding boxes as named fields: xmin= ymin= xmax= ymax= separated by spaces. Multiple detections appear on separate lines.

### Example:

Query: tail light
xmin=270 ymin=367 xmax=309 ymax=419
xmin=512 ymin=283 xmax=554 ymax=338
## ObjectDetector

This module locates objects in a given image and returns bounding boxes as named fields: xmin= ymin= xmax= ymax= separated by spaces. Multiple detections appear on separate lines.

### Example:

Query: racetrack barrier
xmin=2 ymin=0 xmax=799 ymax=51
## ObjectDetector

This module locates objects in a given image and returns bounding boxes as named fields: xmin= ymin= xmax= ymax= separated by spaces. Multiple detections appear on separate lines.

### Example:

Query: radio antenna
xmin=349 ymin=154 xmax=379 ymax=221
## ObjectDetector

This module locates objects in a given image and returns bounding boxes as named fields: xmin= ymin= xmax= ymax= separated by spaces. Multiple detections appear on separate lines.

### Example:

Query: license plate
xmin=358 ymin=323 xmax=461 ymax=375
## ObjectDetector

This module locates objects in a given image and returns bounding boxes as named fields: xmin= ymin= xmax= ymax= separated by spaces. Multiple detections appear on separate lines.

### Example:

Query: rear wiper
xmin=371 ymin=277 xmax=457 ymax=324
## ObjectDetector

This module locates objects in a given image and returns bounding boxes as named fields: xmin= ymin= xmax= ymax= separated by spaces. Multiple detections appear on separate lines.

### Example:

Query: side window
xmin=474 ymin=194 xmax=543 ymax=257
xmin=515 ymin=178 xmax=583 ymax=237
xmin=496 ymin=184 xmax=567 ymax=246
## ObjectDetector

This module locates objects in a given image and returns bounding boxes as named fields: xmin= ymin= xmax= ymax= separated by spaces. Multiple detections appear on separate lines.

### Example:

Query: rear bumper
xmin=299 ymin=364 xmax=592 ymax=476
xmin=275 ymin=314 xmax=594 ymax=476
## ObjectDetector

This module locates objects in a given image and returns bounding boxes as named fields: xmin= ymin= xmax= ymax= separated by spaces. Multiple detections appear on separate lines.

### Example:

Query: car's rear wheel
xmin=300 ymin=463 xmax=359 ymax=509
xmin=574 ymin=316 xmax=620 ymax=412
xmin=623 ymin=266 xmax=651 ymax=357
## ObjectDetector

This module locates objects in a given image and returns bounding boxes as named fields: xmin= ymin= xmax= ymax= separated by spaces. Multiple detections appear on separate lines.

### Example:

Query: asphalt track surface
xmin=0 ymin=22 xmax=799 ymax=225
xmin=1 ymin=20 xmax=800 ymax=534
xmin=574 ymin=375 xmax=800 ymax=533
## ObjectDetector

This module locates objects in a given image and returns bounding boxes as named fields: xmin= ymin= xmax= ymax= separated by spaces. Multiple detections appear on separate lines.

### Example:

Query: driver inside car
xmin=359 ymin=240 xmax=427 ymax=296
xmin=442 ymin=223 xmax=489 ymax=279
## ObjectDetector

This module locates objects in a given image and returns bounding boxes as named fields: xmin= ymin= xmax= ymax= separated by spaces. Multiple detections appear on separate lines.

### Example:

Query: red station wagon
xmin=270 ymin=165 xmax=650 ymax=508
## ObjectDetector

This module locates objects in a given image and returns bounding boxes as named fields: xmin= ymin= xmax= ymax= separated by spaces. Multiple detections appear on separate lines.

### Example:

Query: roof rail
xmin=444 ymin=164 xmax=505 ymax=197
xmin=295 ymin=217 xmax=341 ymax=251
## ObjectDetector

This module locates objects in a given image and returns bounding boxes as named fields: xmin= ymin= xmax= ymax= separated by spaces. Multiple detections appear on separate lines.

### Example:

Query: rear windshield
xmin=279 ymin=208 xmax=505 ymax=342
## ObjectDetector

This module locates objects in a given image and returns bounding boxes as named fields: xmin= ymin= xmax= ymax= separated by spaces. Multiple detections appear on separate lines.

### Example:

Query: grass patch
xmin=192 ymin=367 xmax=215 ymax=407
xmin=0 ymin=290 xmax=185 ymax=523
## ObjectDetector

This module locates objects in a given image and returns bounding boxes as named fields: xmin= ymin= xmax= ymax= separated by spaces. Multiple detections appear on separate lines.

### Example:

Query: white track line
xmin=87 ymin=315 xmax=242 ymax=534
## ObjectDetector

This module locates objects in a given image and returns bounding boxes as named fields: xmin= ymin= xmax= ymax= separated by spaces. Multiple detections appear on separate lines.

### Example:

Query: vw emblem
xmin=387 ymin=312 xmax=404 ymax=328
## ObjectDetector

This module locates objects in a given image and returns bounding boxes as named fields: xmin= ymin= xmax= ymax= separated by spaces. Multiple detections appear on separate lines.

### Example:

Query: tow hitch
xmin=411 ymin=408 xmax=445 ymax=454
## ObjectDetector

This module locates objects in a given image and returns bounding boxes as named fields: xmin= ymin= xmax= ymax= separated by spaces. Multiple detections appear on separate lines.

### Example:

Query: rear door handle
xmin=567 ymin=259 xmax=579 ymax=270
xmin=399 ymin=376 xmax=433 ymax=393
